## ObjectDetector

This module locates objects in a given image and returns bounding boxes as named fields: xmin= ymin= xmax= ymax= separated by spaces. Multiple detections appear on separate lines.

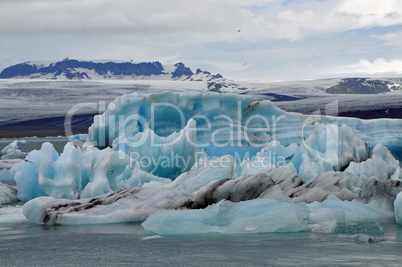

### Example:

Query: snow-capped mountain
xmin=0 ymin=59 xmax=195 ymax=80
xmin=0 ymin=58 xmax=248 ymax=93
xmin=0 ymin=58 xmax=209 ymax=81
xmin=1 ymin=59 xmax=401 ymax=94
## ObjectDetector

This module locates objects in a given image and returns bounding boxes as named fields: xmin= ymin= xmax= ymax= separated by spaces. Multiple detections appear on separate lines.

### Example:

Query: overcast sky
xmin=1 ymin=0 xmax=402 ymax=81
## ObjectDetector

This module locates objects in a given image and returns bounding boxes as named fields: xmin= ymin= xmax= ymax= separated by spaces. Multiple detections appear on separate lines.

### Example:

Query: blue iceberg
xmin=3 ymin=92 xmax=402 ymax=235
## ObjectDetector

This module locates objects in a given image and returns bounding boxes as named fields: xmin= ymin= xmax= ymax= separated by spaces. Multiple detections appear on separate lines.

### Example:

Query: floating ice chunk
xmin=0 ymin=182 xmax=17 ymax=205
xmin=23 ymin=187 xmax=193 ymax=225
xmin=353 ymin=234 xmax=384 ymax=243
xmin=142 ymin=235 xmax=164 ymax=240
xmin=345 ymin=143 xmax=402 ymax=181
xmin=4 ymin=92 xmax=402 ymax=232
xmin=142 ymin=199 xmax=310 ymax=235
xmin=0 ymin=206 xmax=28 ymax=224
xmin=1 ymin=140 xmax=27 ymax=159
xmin=394 ymin=192 xmax=402 ymax=225
xmin=1 ymin=141 xmax=18 ymax=154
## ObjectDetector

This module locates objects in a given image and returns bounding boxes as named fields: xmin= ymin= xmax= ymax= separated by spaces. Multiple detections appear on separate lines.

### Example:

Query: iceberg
xmin=1 ymin=140 xmax=27 ymax=159
xmin=2 ymin=92 xmax=401 ymax=233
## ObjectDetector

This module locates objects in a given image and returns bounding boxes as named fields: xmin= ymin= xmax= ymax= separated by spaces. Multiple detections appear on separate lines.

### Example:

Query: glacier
xmin=2 ymin=92 xmax=402 ymax=235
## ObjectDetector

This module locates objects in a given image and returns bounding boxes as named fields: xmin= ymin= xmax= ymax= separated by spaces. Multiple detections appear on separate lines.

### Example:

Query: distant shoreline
xmin=0 ymin=114 xmax=96 ymax=139
xmin=338 ymin=108 xmax=402 ymax=120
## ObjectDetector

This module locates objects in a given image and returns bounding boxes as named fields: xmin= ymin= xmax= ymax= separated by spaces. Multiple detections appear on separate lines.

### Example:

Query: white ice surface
xmin=0 ymin=206 xmax=28 ymax=224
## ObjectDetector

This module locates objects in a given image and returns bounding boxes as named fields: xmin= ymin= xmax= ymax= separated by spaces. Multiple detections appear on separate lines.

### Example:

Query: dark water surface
xmin=1 ymin=221 xmax=402 ymax=266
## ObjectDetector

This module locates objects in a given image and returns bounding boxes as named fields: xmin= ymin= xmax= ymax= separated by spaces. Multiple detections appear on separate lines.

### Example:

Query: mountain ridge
xmin=0 ymin=58 xmax=248 ymax=93
xmin=0 ymin=58 xmax=214 ymax=81
xmin=1 ymin=59 xmax=401 ymax=94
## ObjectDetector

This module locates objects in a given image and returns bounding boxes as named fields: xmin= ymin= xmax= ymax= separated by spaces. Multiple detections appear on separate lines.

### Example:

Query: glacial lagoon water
xmin=1 ymin=220 xmax=402 ymax=266
xmin=0 ymin=137 xmax=72 ymax=155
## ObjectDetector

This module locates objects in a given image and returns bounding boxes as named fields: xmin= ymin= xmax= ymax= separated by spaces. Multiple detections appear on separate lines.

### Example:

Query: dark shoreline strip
xmin=0 ymin=113 xmax=97 ymax=138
